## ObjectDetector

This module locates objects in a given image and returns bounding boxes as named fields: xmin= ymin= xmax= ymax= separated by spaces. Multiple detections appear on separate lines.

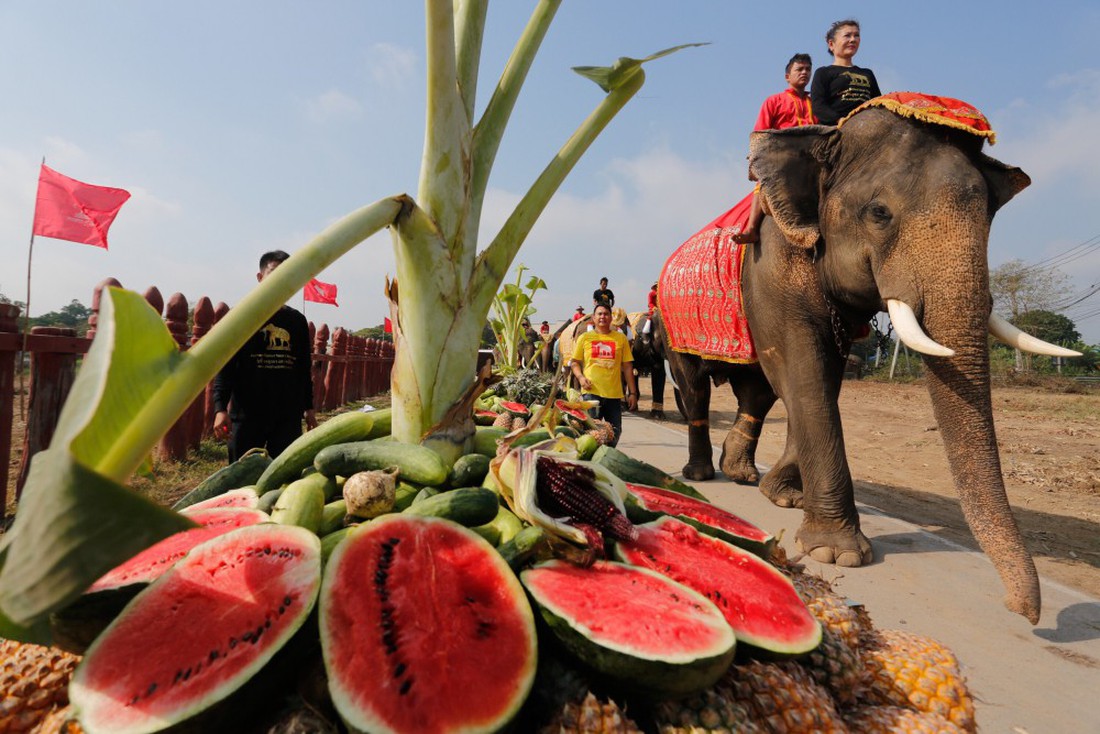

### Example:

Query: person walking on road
xmin=570 ymin=303 xmax=638 ymax=446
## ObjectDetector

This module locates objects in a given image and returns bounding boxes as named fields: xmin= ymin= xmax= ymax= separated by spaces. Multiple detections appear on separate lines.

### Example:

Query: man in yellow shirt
xmin=570 ymin=304 xmax=638 ymax=446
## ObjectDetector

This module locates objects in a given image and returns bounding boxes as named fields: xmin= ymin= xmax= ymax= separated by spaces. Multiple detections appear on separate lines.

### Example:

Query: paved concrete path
xmin=615 ymin=415 xmax=1100 ymax=733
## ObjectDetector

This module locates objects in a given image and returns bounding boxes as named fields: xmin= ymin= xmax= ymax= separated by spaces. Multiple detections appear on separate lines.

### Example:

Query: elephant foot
xmin=795 ymin=526 xmax=873 ymax=567
xmin=682 ymin=461 xmax=715 ymax=481
xmin=719 ymin=455 xmax=760 ymax=485
xmin=759 ymin=477 xmax=803 ymax=508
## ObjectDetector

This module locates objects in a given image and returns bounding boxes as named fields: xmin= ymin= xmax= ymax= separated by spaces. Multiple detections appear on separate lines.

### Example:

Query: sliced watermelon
xmin=625 ymin=482 xmax=775 ymax=558
xmin=70 ymin=524 xmax=322 ymax=734
xmin=179 ymin=486 xmax=261 ymax=513
xmin=321 ymin=515 xmax=537 ymax=734
xmin=554 ymin=399 xmax=592 ymax=426
xmin=499 ymin=400 xmax=531 ymax=417
xmin=51 ymin=508 xmax=270 ymax=655
xmin=474 ymin=409 xmax=501 ymax=426
xmin=615 ymin=516 xmax=821 ymax=656
xmin=521 ymin=559 xmax=735 ymax=696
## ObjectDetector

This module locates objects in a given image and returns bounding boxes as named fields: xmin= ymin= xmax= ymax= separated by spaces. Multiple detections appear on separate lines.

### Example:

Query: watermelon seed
xmin=264 ymin=546 xmax=271 ymax=554
xmin=209 ymin=650 xmax=219 ymax=662
xmin=173 ymin=670 xmax=183 ymax=684
xmin=146 ymin=682 xmax=157 ymax=698
xmin=394 ymin=662 xmax=406 ymax=677
xmin=284 ymin=595 xmax=293 ymax=607
xmin=399 ymin=677 xmax=413 ymax=696
xmin=181 ymin=668 xmax=191 ymax=681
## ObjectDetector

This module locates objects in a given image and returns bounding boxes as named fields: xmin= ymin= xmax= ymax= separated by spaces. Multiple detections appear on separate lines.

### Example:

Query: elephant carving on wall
xmin=657 ymin=98 xmax=1080 ymax=624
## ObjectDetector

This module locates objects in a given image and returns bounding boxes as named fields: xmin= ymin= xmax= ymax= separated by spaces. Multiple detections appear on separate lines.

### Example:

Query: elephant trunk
xmin=920 ymin=265 xmax=1041 ymax=624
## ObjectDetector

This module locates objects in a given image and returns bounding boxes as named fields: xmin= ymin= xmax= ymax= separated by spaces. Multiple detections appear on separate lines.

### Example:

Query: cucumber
xmin=319 ymin=499 xmax=348 ymax=535
xmin=393 ymin=481 xmax=422 ymax=512
xmin=257 ymin=487 xmax=284 ymax=514
xmin=255 ymin=409 xmax=392 ymax=492
xmin=575 ymin=433 xmax=599 ymax=461
xmin=472 ymin=427 xmax=507 ymax=457
xmin=403 ymin=487 xmax=500 ymax=527
xmin=474 ymin=505 xmax=524 ymax=546
xmin=321 ymin=525 xmax=358 ymax=565
xmin=314 ymin=440 xmax=450 ymax=486
xmin=497 ymin=525 xmax=547 ymax=571
xmin=410 ymin=486 xmax=441 ymax=506
xmin=172 ymin=448 xmax=271 ymax=510
xmin=271 ymin=474 xmax=328 ymax=532
xmin=449 ymin=453 xmax=491 ymax=488
xmin=591 ymin=445 xmax=709 ymax=501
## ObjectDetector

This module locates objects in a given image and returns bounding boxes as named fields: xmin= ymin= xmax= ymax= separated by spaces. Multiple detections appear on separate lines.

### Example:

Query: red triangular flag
xmin=304 ymin=278 xmax=338 ymax=306
xmin=383 ymin=317 xmax=393 ymax=334
xmin=32 ymin=164 xmax=131 ymax=249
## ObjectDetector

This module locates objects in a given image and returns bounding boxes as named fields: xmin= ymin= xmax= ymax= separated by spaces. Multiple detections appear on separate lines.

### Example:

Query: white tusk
xmin=988 ymin=313 xmax=1083 ymax=357
xmin=886 ymin=299 xmax=955 ymax=357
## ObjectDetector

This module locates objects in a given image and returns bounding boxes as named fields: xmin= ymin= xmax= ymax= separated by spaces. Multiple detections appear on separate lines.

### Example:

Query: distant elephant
xmin=628 ymin=311 xmax=676 ymax=421
xmin=659 ymin=100 xmax=1079 ymax=623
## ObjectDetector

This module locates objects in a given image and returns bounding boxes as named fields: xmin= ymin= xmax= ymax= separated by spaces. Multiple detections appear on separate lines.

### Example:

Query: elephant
xmin=658 ymin=102 xmax=1080 ymax=624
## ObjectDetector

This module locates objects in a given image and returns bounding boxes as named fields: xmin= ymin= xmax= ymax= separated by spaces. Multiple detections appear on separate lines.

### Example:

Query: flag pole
xmin=19 ymin=158 xmax=45 ymax=418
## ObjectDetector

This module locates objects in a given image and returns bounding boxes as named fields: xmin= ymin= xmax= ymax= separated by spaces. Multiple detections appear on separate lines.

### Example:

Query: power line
xmin=1019 ymin=233 xmax=1100 ymax=273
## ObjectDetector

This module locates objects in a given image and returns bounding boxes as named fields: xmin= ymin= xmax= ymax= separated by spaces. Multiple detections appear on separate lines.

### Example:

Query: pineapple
xmin=789 ymin=572 xmax=866 ymax=654
xmin=511 ymin=415 xmax=528 ymax=431
xmin=721 ymin=661 xmax=848 ymax=734
xmin=587 ymin=419 xmax=616 ymax=446
xmin=798 ymin=626 xmax=865 ymax=706
xmin=844 ymin=704 xmax=966 ymax=733
xmin=539 ymin=692 xmax=643 ymax=734
xmin=652 ymin=687 xmax=765 ymax=734
xmin=493 ymin=412 xmax=513 ymax=429
xmin=859 ymin=630 xmax=976 ymax=733
xmin=28 ymin=705 xmax=83 ymax=734
xmin=0 ymin=639 xmax=81 ymax=734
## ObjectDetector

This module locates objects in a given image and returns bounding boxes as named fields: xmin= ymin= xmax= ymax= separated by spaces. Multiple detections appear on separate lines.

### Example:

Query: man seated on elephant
xmin=734 ymin=52 xmax=818 ymax=245
xmin=570 ymin=303 xmax=638 ymax=446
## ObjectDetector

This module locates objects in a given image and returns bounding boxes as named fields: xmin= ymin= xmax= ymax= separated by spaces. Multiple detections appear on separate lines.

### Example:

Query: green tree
xmin=1010 ymin=309 xmax=1080 ymax=346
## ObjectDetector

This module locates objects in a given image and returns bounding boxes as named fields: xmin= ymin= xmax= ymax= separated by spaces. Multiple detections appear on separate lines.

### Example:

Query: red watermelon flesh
xmin=615 ymin=516 xmax=821 ymax=655
xmin=554 ymin=399 xmax=591 ymax=424
xmin=521 ymin=559 xmax=735 ymax=694
xmin=321 ymin=515 xmax=537 ymax=734
xmin=70 ymin=524 xmax=321 ymax=734
xmin=179 ymin=486 xmax=260 ymax=513
xmin=87 ymin=508 xmax=268 ymax=594
xmin=625 ymin=482 xmax=775 ymax=557
xmin=499 ymin=400 xmax=531 ymax=416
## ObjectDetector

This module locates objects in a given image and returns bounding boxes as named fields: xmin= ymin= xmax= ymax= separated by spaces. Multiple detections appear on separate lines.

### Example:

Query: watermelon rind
xmin=178 ymin=486 xmax=261 ymax=513
xmin=521 ymin=559 xmax=736 ymax=696
xmin=69 ymin=524 xmax=321 ymax=734
xmin=615 ymin=516 xmax=821 ymax=657
xmin=320 ymin=515 xmax=538 ymax=734
xmin=624 ymin=482 xmax=776 ymax=558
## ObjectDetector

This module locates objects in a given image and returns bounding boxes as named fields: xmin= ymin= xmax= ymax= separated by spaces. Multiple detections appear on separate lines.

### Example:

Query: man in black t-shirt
xmin=592 ymin=277 xmax=615 ymax=308
xmin=212 ymin=250 xmax=317 ymax=461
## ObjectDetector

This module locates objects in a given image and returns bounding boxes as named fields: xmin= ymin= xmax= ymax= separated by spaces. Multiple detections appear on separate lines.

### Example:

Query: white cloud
xmin=368 ymin=43 xmax=418 ymax=89
xmin=305 ymin=89 xmax=364 ymax=124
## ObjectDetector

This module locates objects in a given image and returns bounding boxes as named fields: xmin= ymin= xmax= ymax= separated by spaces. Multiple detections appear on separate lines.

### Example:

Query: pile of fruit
xmin=0 ymin=402 xmax=978 ymax=734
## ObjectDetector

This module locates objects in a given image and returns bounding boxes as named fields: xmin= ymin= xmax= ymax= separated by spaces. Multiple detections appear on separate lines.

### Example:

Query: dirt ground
xmin=641 ymin=377 xmax=1100 ymax=599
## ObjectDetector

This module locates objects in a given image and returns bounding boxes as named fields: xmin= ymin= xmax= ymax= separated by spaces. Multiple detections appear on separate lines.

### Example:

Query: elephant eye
xmin=863 ymin=202 xmax=893 ymax=226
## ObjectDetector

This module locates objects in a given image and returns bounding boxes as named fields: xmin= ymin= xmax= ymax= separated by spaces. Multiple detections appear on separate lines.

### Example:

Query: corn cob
xmin=535 ymin=456 xmax=637 ymax=542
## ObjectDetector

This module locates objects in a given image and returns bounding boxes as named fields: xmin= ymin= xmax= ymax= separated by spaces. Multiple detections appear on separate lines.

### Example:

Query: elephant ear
xmin=977 ymin=153 xmax=1030 ymax=214
xmin=748 ymin=125 xmax=838 ymax=249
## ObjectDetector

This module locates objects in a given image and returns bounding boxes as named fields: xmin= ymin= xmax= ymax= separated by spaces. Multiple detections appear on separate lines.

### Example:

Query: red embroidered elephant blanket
xmin=658 ymin=192 xmax=757 ymax=363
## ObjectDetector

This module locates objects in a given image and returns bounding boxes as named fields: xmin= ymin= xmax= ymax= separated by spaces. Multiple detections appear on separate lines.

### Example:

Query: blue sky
xmin=2 ymin=1 xmax=1099 ymax=344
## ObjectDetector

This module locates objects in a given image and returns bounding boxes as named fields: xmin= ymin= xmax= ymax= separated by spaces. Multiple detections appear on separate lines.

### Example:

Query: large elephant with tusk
xmin=659 ymin=97 xmax=1079 ymax=624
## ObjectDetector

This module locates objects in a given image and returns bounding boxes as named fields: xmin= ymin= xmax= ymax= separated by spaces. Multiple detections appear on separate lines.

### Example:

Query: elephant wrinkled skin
xmin=660 ymin=108 xmax=1040 ymax=623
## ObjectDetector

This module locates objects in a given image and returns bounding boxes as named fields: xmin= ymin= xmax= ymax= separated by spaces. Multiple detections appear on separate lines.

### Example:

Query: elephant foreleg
xmin=759 ymin=433 xmax=804 ymax=507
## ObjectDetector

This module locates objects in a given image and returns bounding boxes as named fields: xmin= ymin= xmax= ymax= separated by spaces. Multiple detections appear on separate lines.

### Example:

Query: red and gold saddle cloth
xmin=840 ymin=91 xmax=996 ymax=143
xmin=658 ymin=192 xmax=757 ymax=363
